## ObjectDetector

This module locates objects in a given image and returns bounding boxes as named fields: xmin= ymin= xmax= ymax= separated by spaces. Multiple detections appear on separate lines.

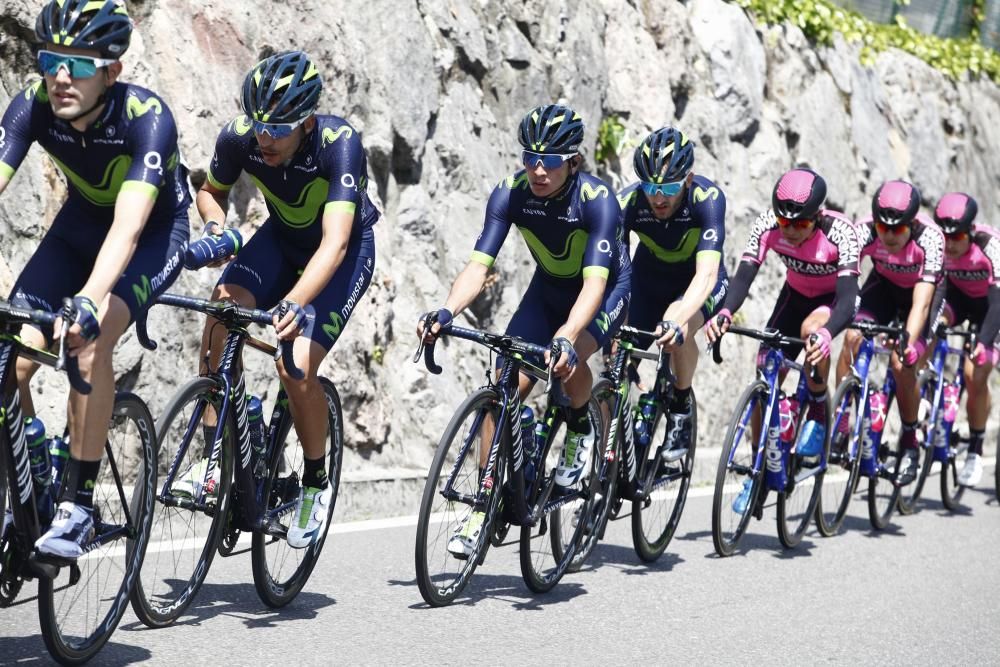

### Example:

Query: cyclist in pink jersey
xmin=835 ymin=180 xmax=945 ymax=484
xmin=935 ymin=192 xmax=1000 ymax=486
xmin=706 ymin=168 xmax=861 ymax=449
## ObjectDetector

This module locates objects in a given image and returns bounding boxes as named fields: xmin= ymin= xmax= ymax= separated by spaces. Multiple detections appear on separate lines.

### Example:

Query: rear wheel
xmin=868 ymin=391 xmax=903 ymax=530
xmin=816 ymin=377 xmax=862 ymax=537
xmin=131 ymin=377 xmax=234 ymax=628
xmin=940 ymin=444 xmax=966 ymax=511
xmin=899 ymin=372 xmax=937 ymax=515
xmin=632 ymin=390 xmax=696 ymax=562
xmin=414 ymin=388 xmax=504 ymax=607
xmin=251 ymin=378 xmax=343 ymax=608
xmin=38 ymin=393 xmax=156 ymax=664
xmin=777 ymin=394 xmax=828 ymax=548
xmin=712 ymin=381 xmax=766 ymax=557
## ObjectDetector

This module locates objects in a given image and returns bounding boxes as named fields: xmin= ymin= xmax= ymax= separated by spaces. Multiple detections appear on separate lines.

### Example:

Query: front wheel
xmin=712 ymin=381 xmax=766 ymax=557
xmin=414 ymin=387 xmax=505 ymax=607
xmin=251 ymin=378 xmax=344 ymax=608
xmin=632 ymin=390 xmax=696 ymax=562
xmin=868 ymin=391 xmax=903 ymax=530
xmin=131 ymin=377 xmax=235 ymax=628
xmin=778 ymin=393 xmax=829 ymax=548
xmin=940 ymin=445 xmax=966 ymax=511
xmin=899 ymin=372 xmax=937 ymax=515
xmin=816 ymin=377 xmax=862 ymax=537
xmin=38 ymin=393 xmax=156 ymax=665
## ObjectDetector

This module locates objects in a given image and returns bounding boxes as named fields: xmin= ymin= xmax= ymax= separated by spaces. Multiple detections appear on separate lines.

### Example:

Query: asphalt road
xmin=2 ymin=462 xmax=998 ymax=665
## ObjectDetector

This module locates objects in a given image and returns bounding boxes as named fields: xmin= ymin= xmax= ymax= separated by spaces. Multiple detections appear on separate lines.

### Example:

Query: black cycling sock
xmin=59 ymin=458 xmax=100 ymax=509
xmin=567 ymin=405 xmax=591 ymax=435
xmin=302 ymin=456 xmax=328 ymax=490
xmin=969 ymin=429 xmax=985 ymax=456
xmin=670 ymin=387 xmax=692 ymax=413
xmin=809 ymin=388 xmax=827 ymax=403
xmin=901 ymin=421 xmax=918 ymax=450
xmin=201 ymin=424 xmax=217 ymax=460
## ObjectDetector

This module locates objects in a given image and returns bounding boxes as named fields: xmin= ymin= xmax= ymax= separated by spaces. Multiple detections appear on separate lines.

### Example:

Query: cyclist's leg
xmin=957 ymin=292 xmax=992 ymax=485
xmin=835 ymin=274 xmax=887 ymax=385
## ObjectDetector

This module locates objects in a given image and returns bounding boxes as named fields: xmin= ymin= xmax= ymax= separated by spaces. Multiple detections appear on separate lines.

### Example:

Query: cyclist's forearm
xmin=554 ymin=276 xmax=605 ymax=343
xmin=0 ymin=172 xmax=9 ymax=196
xmin=443 ymin=261 xmax=489 ymax=316
xmin=905 ymin=282 xmax=935 ymax=342
xmin=823 ymin=275 xmax=860 ymax=337
xmin=196 ymin=185 xmax=229 ymax=226
xmin=979 ymin=285 xmax=1000 ymax=345
xmin=721 ymin=260 xmax=758 ymax=314
xmin=664 ymin=258 xmax=719 ymax=326
xmin=78 ymin=190 xmax=153 ymax=304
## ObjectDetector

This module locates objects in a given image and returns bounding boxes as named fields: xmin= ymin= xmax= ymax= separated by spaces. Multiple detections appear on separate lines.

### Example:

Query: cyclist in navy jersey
xmin=935 ymin=193 xmax=1000 ymax=486
xmin=418 ymin=104 xmax=630 ymax=557
xmin=189 ymin=51 xmax=378 ymax=548
xmin=706 ymin=169 xmax=861 ymax=469
xmin=0 ymin=0 xmax=189 ymax=558
xmin=619 ymin=127 xmax=727 ymax=461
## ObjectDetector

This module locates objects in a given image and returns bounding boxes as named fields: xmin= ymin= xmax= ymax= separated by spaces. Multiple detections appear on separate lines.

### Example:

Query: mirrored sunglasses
xmin=37 ymin=50 xmax=118 ymax=79
xmin=875 ymin=221 xmax=910 ymax=236
xmin=252 ymin=115 xmax=308 ymax=139
xmin=776 ymin=216 xmax=813 ymax=230
xmin=639 ymin=180 xmax=684 ymax=197
xmin=521 ymin=151 xmax=575 ymax=169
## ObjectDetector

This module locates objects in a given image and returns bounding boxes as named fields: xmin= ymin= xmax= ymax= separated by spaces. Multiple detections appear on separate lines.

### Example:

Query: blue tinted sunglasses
xmin=640 ymin=180 xmax=684 ymax=197
xmin=252 ymin=115 xmax=308 ymax=139
xmin=37 ymin=50 xmax=117 ymax=79
xmin=522 ymin=150 xmax=576 ymax=169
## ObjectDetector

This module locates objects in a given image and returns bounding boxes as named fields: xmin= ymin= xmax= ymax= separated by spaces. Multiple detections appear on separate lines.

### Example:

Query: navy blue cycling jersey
xmin=0 ymin=80 xmax=191 ymax=225
xmin=472 ymin=170 xmax=630 ymax=287
xmin=207 ymin=114 xmax=379 ymax=259
xmin=618 ymin=174 xmax=726 ymax=277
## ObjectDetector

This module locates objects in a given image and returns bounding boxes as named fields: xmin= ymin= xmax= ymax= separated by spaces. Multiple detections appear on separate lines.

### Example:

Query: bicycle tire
xmin=777 ymin=393 xmax=828 ymax=548
xmin=868 ymin=392 xmax=902 ymax=530
xmin=632 ymin=389 xmax=696 ymax=562
xmin=816 ymin=376 xmax=862 ymax=537
xmin=520 ymin=408 xmax=590 ymax=593
xmin=564 ymin=385 xmax=617 ymax=573
xmin=899 ymin=372 xmax=936 ymax=515
xmin=712 ymin=380 xmax=767 ymax=557
xmin=131 ymin=377 xmax=235 ymax=627
xmin=252 ymin=377 xmax=344 ymax=608
xmin=0 ymin=474 xmax=23 ymax=607
xmin=38 ymin=392 xmax=156 ymax=665
xmin=940 ymin=447 xmax=966 ymax=510
xmin=415 ymin=387 xmax=505 ymax=606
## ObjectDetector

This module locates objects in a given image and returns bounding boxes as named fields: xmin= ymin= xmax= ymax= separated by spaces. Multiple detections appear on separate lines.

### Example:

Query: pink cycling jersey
xmin=857 ymin=212 xmax=943 ymax=289
xmin=943 ymin=224 xmax=1000 ymax=298
xmin=741 ymin=208 xmax=860 ymax=297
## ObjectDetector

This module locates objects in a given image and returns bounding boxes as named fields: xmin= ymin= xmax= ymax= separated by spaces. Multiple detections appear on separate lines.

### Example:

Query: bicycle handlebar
xmin=140 ymin=293 xmax=304 ymax=380
xmin=848 ymin=321 xmax=909 ymax=357
xmin=0 ymin=299 xmax=91 ymax=394
xmin=712 ymin=325 xmax=820 ymax=382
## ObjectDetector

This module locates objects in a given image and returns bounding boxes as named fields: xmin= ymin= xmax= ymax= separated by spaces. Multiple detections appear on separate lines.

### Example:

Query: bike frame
xmin=846 ymin=335 xmax=899 ymax=478
xmin=924 ymin=329 xmax=972 ymax=464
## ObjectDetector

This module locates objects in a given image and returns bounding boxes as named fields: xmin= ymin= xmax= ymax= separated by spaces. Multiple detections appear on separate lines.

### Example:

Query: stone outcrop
xmin=2 ymin=0 xmax=998 ymax=501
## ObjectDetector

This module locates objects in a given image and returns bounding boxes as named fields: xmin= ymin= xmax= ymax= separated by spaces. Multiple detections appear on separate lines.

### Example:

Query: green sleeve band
xmin=325 ymin=201 xmax=357 ymax=216
xmin=695 ymin=250 xmax=722 ymax=262
xmin=582 ymin=266 xmax=610 ymax=280
xmin=0 ymin=162 xmax=15 ymax=181
xmin=470 ymin=251 xmax=495 ymax=268
xmin=120 ymin=180 xmax=159 ymax=200
xmin=206 ymin=170 xmax=234 ymax=192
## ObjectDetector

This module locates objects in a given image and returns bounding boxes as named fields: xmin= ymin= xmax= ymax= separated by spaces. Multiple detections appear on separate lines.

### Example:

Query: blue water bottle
xmin=519 ymin=407 xmax=537 ymax=483
xmin=247 ymin=395 xmax=265 ymax=476
xmin=796 ymin=418 xmax=826 ymax=465
xmin=25 ymin=417 xmax=53 ymax=521
xmin=48 ymin=436 xmax=70 ymax=497
xmin=633 ymin=393 xmax=657 ymax=453
xmin=184 ymin=228 xmax=243 ymax=270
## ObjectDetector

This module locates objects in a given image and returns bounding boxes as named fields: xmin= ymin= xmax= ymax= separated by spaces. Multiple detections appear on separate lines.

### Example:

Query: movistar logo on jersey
xmin=519 ymin=228 xmax=588 ymax=279
xmin=635 ymin=228 xmax=700 ymax=264
xmin=595 ymin=311 xmax=611 ymax=334
xmin=322 ymin=312 xmax=345 ymax=342
xmin=48 ymin=154 xmax=131 ymax=206
xmin=250 ymin=175 xmax=328 ymax=228
xmin=132 ymin=275 xmax=152 ymax=307
xmin=501 ymin=173 xmax=530 ymax=190
xmin=25 ymin=80 xmax=49 ymax=103
xmin=692 ymin=185 xmax=719 ymax=203
xmin=126 ymin=94 xmax=163 ymax=119
xmin=322 ymin=126 xmax=353 ymax=147
xmin=227 ymin=115 xmax=254 ymax=136
xmin=580 ymin=183 xmax=609 ymax=202
xmin=617 ymin=190 xmax=638 ymax=210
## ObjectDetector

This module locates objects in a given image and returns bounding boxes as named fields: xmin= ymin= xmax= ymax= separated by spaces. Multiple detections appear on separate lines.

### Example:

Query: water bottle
xmin=632 ymin=392 xmax=657 ymax=451
xmin=778 ymin=395 xmax=799 ymax=444
xmin=48 ymin=436 xmax=70 ymax=497
xmin=869 ymin=391 xmax=888 ymax=433
xmin=183 ymin=228 xmax=243 ymax=270
xmin=25 ymin=417 xmax=53 ymax=521
xmin=247 ymin=395 xmax=265 ymax=476
xmin=520 ymin=407 xmax=537 ymax=483
xmin=942 ymin=384 xmax=960 ymax=424
xmin=796 ymin=407 xmax=825 ymax=459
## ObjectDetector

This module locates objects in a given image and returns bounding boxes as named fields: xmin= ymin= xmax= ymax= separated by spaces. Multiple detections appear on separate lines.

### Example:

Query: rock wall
xmin=2 ymin=0 xmax=999 ymax=487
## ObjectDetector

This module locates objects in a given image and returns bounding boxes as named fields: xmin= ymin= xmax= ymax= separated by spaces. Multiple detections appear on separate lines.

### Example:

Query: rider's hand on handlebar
xmin=901 ymin=338 xmax=926 ymax=368
xmin=417 ymin=308 xmax=453 ymax=343
xmin=545 ymin=336 xmax=578 ymax=381
xmin=804 ymin=327 xmax=832 ymax=366
xmin=272 ymin=299 xmax=312 ymax=341
xmin=656 ymin=319 xmax=686 ymax=350
xmin=972 ymin=341 xmax=990 ymax=367
xmin=58 ymin=295 xmax=101 ymax=357
xmin=703 ymin=309 xmax=732 ymax=345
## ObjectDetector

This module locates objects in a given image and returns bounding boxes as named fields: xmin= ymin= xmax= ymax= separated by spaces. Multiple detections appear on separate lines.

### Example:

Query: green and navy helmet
xmin=241 ymin=51 xmax=322 ymax=124
xmin=35 ymin=0 xmax=133 ymax=58
xmin=633 ymin=127 xmax=694 ymax=184
xmin=518 ymin=104 xmax=584 ymax=154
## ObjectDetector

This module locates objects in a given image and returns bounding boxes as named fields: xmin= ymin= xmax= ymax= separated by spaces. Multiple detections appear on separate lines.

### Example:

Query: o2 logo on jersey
xmin=597 ymin=239 xmax=613 ymax=256
xmin=702 ymin=228 xmax=718 ymax=242
xmin=0 ymin=126 xmax=5 ymax=149
xmin=144 ymin=151 xmax=163 ymax=176
xmin=341 ymin=174 xmax=355 ymax=189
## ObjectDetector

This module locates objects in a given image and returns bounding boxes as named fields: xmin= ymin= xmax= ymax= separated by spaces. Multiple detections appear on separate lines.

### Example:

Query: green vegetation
xmin=734 ymin=0 xmax=1000 ymax=82
xmin=595 ymin=115 xmax=630 ymax=164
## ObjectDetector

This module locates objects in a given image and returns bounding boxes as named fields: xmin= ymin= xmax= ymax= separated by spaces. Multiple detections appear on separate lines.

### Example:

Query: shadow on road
xmin=839 ymin=514 xmax=906 ymax=536
xmin=389 ymin=573 xmax=588 ymax=610
xmin=571 ymin=542 xmax=684 ymax=575
xmin=675 ymin=528 xmax=817 ymax=559
xmin=965 ymin=485 xmax=999 ymax=506
xmin=120 ymin=581 xmax=335 ymax=632
xmin=0 ymin=634 xmax=151 ymax=666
